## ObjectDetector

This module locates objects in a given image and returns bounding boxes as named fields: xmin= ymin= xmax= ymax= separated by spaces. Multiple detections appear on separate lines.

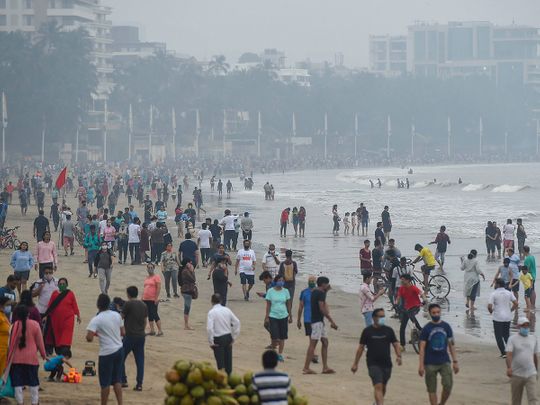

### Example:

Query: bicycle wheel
xmin=429 ymin=275 xmax=450 ymax=298
xmin=411 ymin=328 xmax=420 ymax=354
xmin=6 ymin=238 xmax=13 ymax=249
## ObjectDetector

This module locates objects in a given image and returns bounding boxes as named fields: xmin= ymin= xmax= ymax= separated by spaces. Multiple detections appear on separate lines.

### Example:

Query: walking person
xmin=506 ymin=316 xmax=538 ymax=405
xmin=395 ymin=274 xmax=426 ymax=350
xmin=10 ymin=241 xmax=34 ymax=293
xmin=235 ymin=239 xmax=256 ymax=301
xmin=381 ymin=206 xmax=392 ymax=241
xmin=86 ymin=294 xmax=124 ymax=405
xmin=265 ymin=275 xmax=292 ymax=362
xmin=121 ymin=286 xmax=147 ymax=391
xmin=278 ymin=249 xmax=298 ymax=305
xmin=94 ymin=242 xmax=114 ymax=295
xmin=212 ymin=260 xmax=232 ymax=306
xmin=418 ymin=303 xmax=459 ymax=405
xmin=460 ymin=249 xmax=485 ymax=316
xmin=206 ymin=293 xmax=241 ymax=375
xmin=430 ymin=226 xmax=451 ymax=272
xmin=262 ymin=244 xmax=280 ymax=278
xmin=160 ymin=243 xmax=180 ymax=299
xmin=488 ymin=278 xmax=518 ymax=357
xmin=142 ymin=263 xmax=163 ymax=337
xmin=523 ymin=246 xmax=537 ymax=308
xmin=128 ymin=218 xmax=141 ymax=265
xmin=34 ymin=231 xmax=58 ymax=279
xmin=359 ymin=273 xmax=385 ymax=327
xmin=302 ymin=276 xmax=338 ymax=374
xmin=351 ymin=308 xmax=402 ymax=405
xmin=83 ymin=225 xmax=101 ymax=278
xmin=279 ymin=208 xmax=290 ymax=238
xmin=180 ymin=258 xmax=197 ymax=330
xmin=117 ymin=220 xmax=128 ymax=264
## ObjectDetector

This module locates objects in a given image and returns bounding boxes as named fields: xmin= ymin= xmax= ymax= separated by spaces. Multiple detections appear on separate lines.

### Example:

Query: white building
xmin=369 ymin=35 xmax=407 ymax=77
xmin=277 ymin=68 xmax=310 ymax=87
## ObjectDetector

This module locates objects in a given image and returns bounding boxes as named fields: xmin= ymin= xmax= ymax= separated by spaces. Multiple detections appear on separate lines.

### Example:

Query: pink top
xmin=103 ymin=226 xmax=116 ymax=242
xmin=143 ymin=274 xmax=161 ymax=301
xmin=359 ymin=283 xmax=376 ymax=314
xmin=35 ymin=241 xmax=58 ymax=266
xmin=8 ymin=320 xmax=46 ymax=365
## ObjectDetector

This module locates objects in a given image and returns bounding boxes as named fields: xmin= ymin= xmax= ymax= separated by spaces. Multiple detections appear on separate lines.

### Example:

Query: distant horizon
xmin=104 ymin=0 xmax=540 ymax=67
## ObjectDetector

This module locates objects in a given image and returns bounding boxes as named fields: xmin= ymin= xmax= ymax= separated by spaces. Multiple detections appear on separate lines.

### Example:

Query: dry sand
xmin=0 ymin=191 xmax=514 ymax=404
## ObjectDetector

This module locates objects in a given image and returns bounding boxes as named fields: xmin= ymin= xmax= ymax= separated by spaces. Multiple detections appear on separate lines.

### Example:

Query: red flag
xmin=55 ymin=167 xmax=67 ymax=190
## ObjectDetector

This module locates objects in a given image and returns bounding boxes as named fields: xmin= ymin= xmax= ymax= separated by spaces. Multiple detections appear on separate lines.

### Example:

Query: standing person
xmin=179 ymin=233 xmax=199 ymax=268
xmin=84 ymin=225 xmax=101 ymax=278
xmin=235 ymin=239 xmax=257 ymax=301
xmin=381 ymin=206 xmax=392 ymax=241
xmin=62 ymin=214 xmax=75 ymax=256
xmin=33 ymin=210 xmax=50 ymax=242
xmin=430 ymin=226 xmax=451 ymax=271
xmin=34 ymin=231 xmax=57 ymax=279
xmin=418 ymin=303 xmax=459 ymax=405
xmin=49 ymin=201 xmax=60 ymax=232
xmin=150 ymin=223 xmax=167 ymax=264
xmin=128 ymin=218 xmax=141 ymax=265
xmin=240 ymin=212 xmax=253 ymax=241
xmin=32 ymin=266 xmax=57 ymax=317
xmin=121 ymin=286 xmax=147 ymax=392
xmin=102 ymin=219 xmax=116 ymax=251
xmin=516 ymin=218 xmax=527 ymax=259
xmin=371 ymin=240 xmax=384 ymax=282
xmin=10 ymin=241 xmax=34 ymax=293
xmin=485 ymin=221 xmax=497 ymax=261
xmin=198 ymin=223 xmax=213 ymax=267
xmin=206 ymin=293 xmax=241 ymax=375
xmin=302 ymin=276 xmax=338 ymax=374
xmin=265 ymin=275 xmax=292 ymax=362
xmin=160 ymin=243 xmax=180 ymax=299
xmin=361 ymin=206 xmax=370 ymax=236
xmin=360 ymin=240 xmax=373 ymax=275
xmin=298 ymin=206 xmax=306 ymax=237
xmin=278 ymin=250 xmax=298 ymax=306
xmin=94 ymin=242 xmax=114 ymax=295
xmin=86 ymin=294 xmax=124 ymax=405
xmin=375 ymin=222 xmax=385 ymax=246
xmin=331 ymin=204 xmax=340 ymax=236
xmin=507 ymin=248 xmax=521 ymax=301
xmin=220 ymin=210 xmax=237 ymax=251
xmin=291 ymin=207 xmax=299 ymax=237
xmin=142 ymin=263 xmax=163 ymax=336
xmin=359 ymin=273 xmax=385 ymax=327
xmin=519 ymin=266 xmax=534 ymax=312
xmin=506 ymin=316 xmax=538 ymax=405
xmin=395 ymin=274 xmax=425 ymax=349
xmin=262 ymin=244 xmax=280 ymax=278
xmin=8 ymin=305 xmax=47 ymax=405
xmin=523 ymin=245 xmax=536 ymax=307
xmin=493 ymin=221 xmax=503 ymax=259
xmin=179 ymin=258 xmax=197 ymax=331
xmin=212 ymin=259 xmax=232 ymax=306
xmin=279 ymin=208 xmax=290 ymax=238
xmin=117 ymin=220 xmax=128 ymax=264
xmin=488 ymin=278 xmax=518 ymax=357
xmin=252 ymin=350 xmax=291 ymax=405
xmin=351 ymin=308 xmax=402 ymax=405
xmin=412 ymin=243 xmax=437 ymax=294
xmin=503 ymin=219 xmax=515 ymax=251
xmin=43 ymin=277 xmax=81 ymax=356
xmin=297 ymin=276 xmax=319 ymax=363
xmin=139 ymin=223 xmax=150 ymax=263
xmin=460 ymin=250 xmax=485 ymax=315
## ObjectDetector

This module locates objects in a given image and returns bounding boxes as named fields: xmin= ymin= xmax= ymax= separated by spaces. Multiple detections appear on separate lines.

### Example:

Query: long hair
xmin=14 ymin=305 xmax=29 ymax=349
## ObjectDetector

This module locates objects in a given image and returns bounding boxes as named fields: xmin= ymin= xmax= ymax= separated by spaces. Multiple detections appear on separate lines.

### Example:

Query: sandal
xmin=156 ymin=331 xmax=164 ymax=337
xmin=133 ymin=385 xmax=142 ymax=391
xmin=146 ymin=332 xmax=156 ymax=336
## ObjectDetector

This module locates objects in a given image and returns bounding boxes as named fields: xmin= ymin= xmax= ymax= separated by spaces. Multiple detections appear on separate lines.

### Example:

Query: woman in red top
xmin=359 ymin=240 xmax=372 ymax=275
xmin=43 ymin=277 xmax=81 ymax=355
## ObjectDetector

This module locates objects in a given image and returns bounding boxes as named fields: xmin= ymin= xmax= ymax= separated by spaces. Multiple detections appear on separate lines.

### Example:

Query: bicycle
xmin=0 ymin=226 xmax=20 ymax=249
xmin=409 ymin=262 xmax=451 ymax=299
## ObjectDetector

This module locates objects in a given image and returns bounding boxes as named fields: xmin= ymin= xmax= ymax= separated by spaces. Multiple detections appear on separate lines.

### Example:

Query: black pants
xmin=280 ymin=222 xmax=287 ymax=237
xmin=212 ymin=334 xmax=233 ymax=375
xmin=493 ymin=320 xmax=510 ymax=356
xmin=151 ymin=243 xmax=164 ymax=263
xmin=399 ymin=308 xmax=422 ymax=346
xmin=122 ymin=335 xmax=145 ymax=386
xmin=223 ymin=230 xmax=235 ymax=250
xmin=118 ymin=239 xmax=128 ymax=262
xmin=129 ymin=242 xmax=140 ymax=263
xmin=242 ymin=230 xmax=252 ymax=241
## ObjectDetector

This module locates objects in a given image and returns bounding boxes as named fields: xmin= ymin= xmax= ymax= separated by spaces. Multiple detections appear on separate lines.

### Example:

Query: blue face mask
xmin=276 ymin=281 xmax=285 ymax=288
xmin=431 ymin=315 xmax=441 ymax=322
xmin=377 ymin=317 xmax=386 ymax=326
xmin=520 ymin=327 xmax=530 ymax=337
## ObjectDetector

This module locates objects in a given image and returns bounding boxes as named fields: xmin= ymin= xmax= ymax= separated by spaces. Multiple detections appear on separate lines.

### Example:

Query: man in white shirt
xmin=128 ymin=218 xmax=141 ymax=265
xmin=86 ymin=294 xmax=125 ymax=405
xmin=240 ymin=212 xmax=253 ymax=241
xmin=488 ymin=278 xmax=518 ymax=357
xmin=262 ymin=244 xmax=280 ymax=278
xmin=506 ymin=316 xmax=538 ymax=405
xmin=503 ymin=219 xmax=516 ymax=250
xmin=198 ymin=223 xmax=213 ymax=267
xmin=207 ymin=294 xmax=241 ymax=375
xmin=32 ymin=267 xmax=58 ymax=316
xmin=235 ymin=240 xmax=256 ymax=301
xmin=99 ymin=214 xmax=108 ymax=237
xmin=220 ymin=209 xmax=238 ymax=251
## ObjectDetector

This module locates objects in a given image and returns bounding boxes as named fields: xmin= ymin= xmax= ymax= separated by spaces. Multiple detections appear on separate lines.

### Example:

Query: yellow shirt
xmin=420 ymin=247 xmax=437 ymax=267
xmin=520 ymin=273 xmax=533 ymax=290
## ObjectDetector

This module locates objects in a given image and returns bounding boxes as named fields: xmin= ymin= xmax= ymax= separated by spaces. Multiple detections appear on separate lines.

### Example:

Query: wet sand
xmin=0 ymin=187 xmax=516 ymax=404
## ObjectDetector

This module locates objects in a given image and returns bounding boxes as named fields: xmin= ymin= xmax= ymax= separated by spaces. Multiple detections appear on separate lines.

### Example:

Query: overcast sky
xmin=105 ymin=0 xmax=540 ymax=67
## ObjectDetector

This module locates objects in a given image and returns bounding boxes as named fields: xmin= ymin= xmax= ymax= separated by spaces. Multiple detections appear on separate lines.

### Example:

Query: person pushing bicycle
xmin=396 ymin=273 xmax=426 ymax=351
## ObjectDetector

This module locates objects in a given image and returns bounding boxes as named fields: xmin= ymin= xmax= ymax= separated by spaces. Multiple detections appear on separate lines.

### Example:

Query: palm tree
xmin=208 ymin=55 xmax=230 ymax=76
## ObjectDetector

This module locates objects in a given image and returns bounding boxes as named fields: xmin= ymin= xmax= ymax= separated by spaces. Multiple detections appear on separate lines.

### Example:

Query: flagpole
xmin=172 ymin=107 xmax=177 ymax=160
xmin=149 ymin=105 xmax=153 ymax=162
xmin=257 ymin=111 xmax=262 ymax=158
xmin=1 ymin=92 xmax=6 ymax=165
xmin=447 ymin=116 xmax=451 ymax=159
xmin=195 ymin=109 xmax=200 ymax=158
xmin=411 ymin=120 xmax=415 ymax=157
xmin=354 ymin=113 xmax=358 ymax=159
xmin=103 ymin=100 xmax=108 ymax=161
xmin=41 ymin=115 xmax=46 ymax=163
xmin=291 ymin=112 xmax=296 ymax=156
xmin=324 ymin=113 xmax=328 ymax=160
xmin=504 ymin=132 xmax=508 ymax=156
xmin=128 ymin=104 xmax=133 ymax=161
xmin=479 ymin=117 xmax=483 ymax=157
xmin=386 ymin=115 xmax=391 ymax=159
xmin=223 ymin=110 xmax=226 ymax=158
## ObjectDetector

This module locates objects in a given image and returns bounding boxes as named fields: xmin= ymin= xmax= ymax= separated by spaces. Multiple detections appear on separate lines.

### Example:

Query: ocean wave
xmin=462 ymin=184 xmax=491 ymax=191
xmin=412 ymin=181 xmax=432 ymax=188
xmin=491 ymin=185 xmax=531 ymax=193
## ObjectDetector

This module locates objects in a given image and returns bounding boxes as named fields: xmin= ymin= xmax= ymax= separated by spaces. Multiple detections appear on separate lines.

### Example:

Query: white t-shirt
xmin=236 ymin=249 xmax=256 ymax=275
xmin=86 ymin=310 xmax=124 ymax=356
xmin=488 ymin=288 xmax=517 ymax=322
xmin=506 ymin=334 xmax=539 ymax=378
xmin=262 ymin=252 xmax=279 ymax=277
xmin=99 ymin=219 xmax=107 ymax=236
xmin=128 ymin=223 xmax=141 ymax=243
xmin=503 ymin=224 xmax=515 ymax=240
xmin=198 ymin=229 xmax=212 ymax=249
xmin=392 ymin=266 xmax=411 ymax=288
xmin=220 ymin=215 xmax=238 ymax=231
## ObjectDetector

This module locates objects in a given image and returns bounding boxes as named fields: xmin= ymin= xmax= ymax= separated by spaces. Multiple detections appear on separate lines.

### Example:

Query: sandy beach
xmin=0 ymin=189 xmax=516 ymax=405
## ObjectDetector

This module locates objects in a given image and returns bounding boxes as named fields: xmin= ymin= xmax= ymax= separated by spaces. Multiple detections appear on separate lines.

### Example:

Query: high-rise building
xmin=0 ymin=0 xmax=113 ymax=99
xmin=369 ymin=35 xmax=407 ymax=77
xmin=111 ymin=25 xmax=166 ymax=68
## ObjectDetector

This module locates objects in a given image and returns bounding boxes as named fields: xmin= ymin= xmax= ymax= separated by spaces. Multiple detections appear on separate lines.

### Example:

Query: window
xmin=24 ymin=0 xmax=31 ymax=8
xmin=22 ymin=14 xmax=32 ymax=26
xmin=49 ymin=0 xmax=55 ymax=8
xmin=0 ymin=15 xmax=6 ymax=25
xmin=9 ymin=0 xmax=17 ymax=9
xmin=0 ymin=0 xmax=6 ymax=9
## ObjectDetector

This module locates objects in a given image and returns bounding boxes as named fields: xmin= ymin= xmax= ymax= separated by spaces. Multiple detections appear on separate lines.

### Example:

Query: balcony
xmin=47 ymin=7 xmax=95 ymax=22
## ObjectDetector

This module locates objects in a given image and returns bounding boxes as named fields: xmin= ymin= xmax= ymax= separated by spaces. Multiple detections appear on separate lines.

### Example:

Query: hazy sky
xmin=105 ymin=0 xmax=540 ymax=67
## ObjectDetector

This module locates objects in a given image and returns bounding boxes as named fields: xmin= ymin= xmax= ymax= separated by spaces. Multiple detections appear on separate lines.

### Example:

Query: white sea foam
xmin=491 ymin=184 xmax=530 ymax=193
xmin=462 ymin=183 xmax=489 ymax=191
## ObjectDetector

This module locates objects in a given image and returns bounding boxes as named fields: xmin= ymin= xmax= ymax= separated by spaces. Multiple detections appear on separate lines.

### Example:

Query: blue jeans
xmin=363 ymin=311 xmax=373 ymax=327
xmin=122 ymin=335 xmax=145 ymax=386
xmin=223 ymin=230 xmax=235 ymax=250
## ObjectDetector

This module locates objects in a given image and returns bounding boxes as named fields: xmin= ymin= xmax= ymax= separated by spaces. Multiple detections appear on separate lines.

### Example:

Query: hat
xmin=518 ymin=317 xmax=530 ymax=326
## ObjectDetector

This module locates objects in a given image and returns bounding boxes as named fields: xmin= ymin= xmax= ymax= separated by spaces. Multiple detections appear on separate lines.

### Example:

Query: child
xmin=343 ymin=212 xmax=350 ymax=235
xmin=520 ymin=265 xmax=534 ymax=311
xmin=45 ymin=350 xmax=73 ymax=382
xmin=350 ymin=212 xmax=357 ymax=236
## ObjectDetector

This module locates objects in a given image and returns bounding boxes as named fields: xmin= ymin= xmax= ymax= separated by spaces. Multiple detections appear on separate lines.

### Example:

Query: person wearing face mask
xmin=359 ymin=273 xmax=385 ymax=327
xmin=43 ymin=278 xmax=81 ymax=357
xmin=418 ymin=303 xmax=459 ymax=405
xmin=506 ymin=317 xmax=538 ymax=405
xmin=262 ymin=244 xmax=280 ymax=278
xmin=235 ymin=240 xmax=256 ymax=301
xmin=32 ymin=266 xmax=58 ymax=317
xmin=160 ymin=243 xmax=180 ymax=299
xmin=351 ymin=308 xmax=401 ymax=405
xmin=265 ymin=275 xmax=292 ymax=362
xmin=142 ymin=263 xmax=163 ymax=337
xmin=0 ymin=275 xmax=19 ymax=320
xmin=94 ymin=243 xmax=114 ymax=295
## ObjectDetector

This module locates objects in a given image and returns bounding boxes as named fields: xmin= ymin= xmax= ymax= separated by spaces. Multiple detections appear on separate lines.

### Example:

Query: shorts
xmin=524 ymin=288 xmax=532 ymax=298
xmin=303 ymin=322 xmax=312 ymax=336
xmin=269 ymin=317 xmax=288 ymax=340
xmin=511 ymin=283 xmax=520 ymax=293
xmin=240 ymin=273 xmax=255 ymax=285
xmin=63 ymin=236 xmax=74 ymax=247
xmin=310 ymin=321 xmax=328 ymax=340
xmin=15 ymin=270 xmax=30 ymax=281
xmin=368 ymin=365 xmax=392 ymax=386
xmin=503 ymin=239 xmax=514 ymax=249
xmin=143 ymin=300 xmax=160 ymax=322
xmin=362 ymin=219 xmax=369 ymax=227
xmin=98 ymin=348 xmax=124 ymax=388
xmin=424 ymin=363 xmax=453 ymax=394
xmin=435 ymin=251 xmax=446 ymax=263
xmin=421 ymin=265 xmax=435 ymax=275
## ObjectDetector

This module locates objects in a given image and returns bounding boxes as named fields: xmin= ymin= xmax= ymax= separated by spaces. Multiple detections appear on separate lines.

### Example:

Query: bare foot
xmin=185 ymin=326 xmax=194 ymax=330
xmin=302 ymin=369 xmax=317 ymax=375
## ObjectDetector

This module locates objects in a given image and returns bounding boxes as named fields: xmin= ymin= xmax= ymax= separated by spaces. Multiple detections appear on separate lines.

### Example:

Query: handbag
xmin=191 ymin=284 xmax=198 ymax=300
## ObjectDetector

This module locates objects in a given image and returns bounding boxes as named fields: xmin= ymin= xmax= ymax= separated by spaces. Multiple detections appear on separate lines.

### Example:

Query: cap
xmin=518 ymin=317 xmax=530 ymax=326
